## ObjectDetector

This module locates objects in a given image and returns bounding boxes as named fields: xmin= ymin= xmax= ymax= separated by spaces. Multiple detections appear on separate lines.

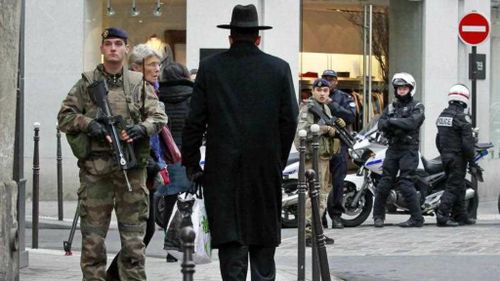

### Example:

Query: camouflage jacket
xmin=57 ymin=64 xmax=168 ymax=171
xmin=294 ymin=98 xmax=340 ymax=159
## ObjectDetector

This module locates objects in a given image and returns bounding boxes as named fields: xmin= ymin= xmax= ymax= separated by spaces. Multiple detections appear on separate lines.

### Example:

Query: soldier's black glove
xmin=126 ymin=124 xmax=147 ymax=141
xmin=186 ymin=165 xmax=203 ymax=183
xmin=87 ymin=120 xmax=108 ymax=140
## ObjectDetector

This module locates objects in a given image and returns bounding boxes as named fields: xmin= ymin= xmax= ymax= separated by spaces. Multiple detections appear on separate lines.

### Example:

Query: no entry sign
xmin=459 ymin=12 xmax=490 ymax=45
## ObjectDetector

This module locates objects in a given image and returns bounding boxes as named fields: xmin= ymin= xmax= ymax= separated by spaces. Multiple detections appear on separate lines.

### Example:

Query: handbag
xmin=159 ymin=126 xmax=182 ymax=164
xmin=164 ymin=183 xmax=212 ymax=264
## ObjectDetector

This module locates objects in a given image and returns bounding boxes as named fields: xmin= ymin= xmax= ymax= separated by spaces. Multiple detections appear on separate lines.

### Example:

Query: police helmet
xmin=391 ymin=72 xmax=416 ymax=96
xmin=448 ymin=84 xmax=470 ymax=108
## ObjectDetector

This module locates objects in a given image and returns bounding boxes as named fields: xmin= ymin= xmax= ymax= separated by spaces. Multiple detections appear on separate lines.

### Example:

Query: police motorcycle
xmin=281 ymin=150 xmax=300 ymax=228
xmin=337 ymin=116 xmax=492 ymax=227
xmin=198 ymin=146 xmax=303 ymax=228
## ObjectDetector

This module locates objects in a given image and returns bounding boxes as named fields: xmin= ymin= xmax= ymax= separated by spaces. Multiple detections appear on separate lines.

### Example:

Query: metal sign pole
xmin=471 ymin=45 xmax=477 ymax=128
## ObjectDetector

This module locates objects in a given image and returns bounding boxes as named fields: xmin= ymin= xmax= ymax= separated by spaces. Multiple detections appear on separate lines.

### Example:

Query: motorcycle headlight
xmin=349 ymin=148 xmax=365 ymax=161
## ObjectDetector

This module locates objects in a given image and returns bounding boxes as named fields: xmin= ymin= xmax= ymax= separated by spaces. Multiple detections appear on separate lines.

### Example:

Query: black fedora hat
xmin=217 ymin=4 xmax=272 ymax=30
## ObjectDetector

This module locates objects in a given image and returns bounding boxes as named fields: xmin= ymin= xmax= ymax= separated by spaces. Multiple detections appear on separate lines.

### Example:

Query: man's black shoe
xmin=332 ymin=217 xmax=344 ymax=229
xmin=305 ymin=235 xmax=334 ymax=247
xmin=436 ymin=218 xmax=459 ymax=227
xmin=324 ymin=235 xmax=335 ymax=245
xmin=398 ymin=218 xmax=424 ymax=227
xmin=457 ymin=218 xmax=476 ymax=225
xmin=374 ymin=218 xmax=384 ymax=228
xmin=454 ymin=214 xmax=477 ymax=226
xmin=166 ymin=253 xmax=178 ymax=263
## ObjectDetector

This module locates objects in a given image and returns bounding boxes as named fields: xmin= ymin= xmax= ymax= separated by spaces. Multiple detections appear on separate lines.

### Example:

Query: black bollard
xmin=181 ymin=226 xmax=196 ymax=281
xmin=306 ymin=169 xmax=331 ymax=281
xmin=297 ymin=129 xmax=307 ymax=281
xmin=56 ymin=123 xmax=63 ymax=221
xmin=310 ymin=124 xmax=320 ymax=281
xmin=32 ymin=122 xmax=40 ymax=249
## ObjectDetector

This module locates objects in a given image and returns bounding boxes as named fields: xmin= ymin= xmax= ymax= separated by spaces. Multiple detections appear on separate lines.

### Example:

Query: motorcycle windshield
xmin=358 ymin=115 xmax=381 ymax=137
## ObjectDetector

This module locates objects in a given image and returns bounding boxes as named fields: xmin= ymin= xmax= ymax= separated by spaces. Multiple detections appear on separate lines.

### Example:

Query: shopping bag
xmin=164 ymin=184 xmax=212 ymax=264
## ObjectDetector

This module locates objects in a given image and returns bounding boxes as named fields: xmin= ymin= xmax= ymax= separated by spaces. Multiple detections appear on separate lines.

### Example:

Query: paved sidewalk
xmin=21 ymin=248 xmax=321 ymax=281
xmin=22 ymin=200 xmax=343 ymax=281
xmin=21 ymin=199 xmax=500 ymax=281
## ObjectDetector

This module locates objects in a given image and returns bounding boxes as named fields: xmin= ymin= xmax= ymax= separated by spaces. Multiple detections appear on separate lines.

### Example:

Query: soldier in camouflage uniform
xmin=294 ymin=78 xmax=339 ymax=247
xmin=57 ymin=27 xmax=167 ymax=281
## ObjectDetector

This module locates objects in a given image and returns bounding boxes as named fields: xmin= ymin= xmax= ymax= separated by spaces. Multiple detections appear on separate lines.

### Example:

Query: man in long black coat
xmin=182 ymin=4 xmax=298 ymax=281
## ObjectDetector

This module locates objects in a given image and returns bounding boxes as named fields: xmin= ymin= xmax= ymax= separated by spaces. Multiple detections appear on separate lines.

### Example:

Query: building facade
xmin=22 ymin=0 xmax=500 ymax=200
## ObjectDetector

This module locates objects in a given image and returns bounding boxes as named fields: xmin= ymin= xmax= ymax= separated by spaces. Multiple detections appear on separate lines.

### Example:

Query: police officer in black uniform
xmin=435 ymin=84 xmax=476 ymax=227
xmin=373 ymin=72 xmax=425 ymax=228
xmin=322 ymin=70 xmax=356 ymax=229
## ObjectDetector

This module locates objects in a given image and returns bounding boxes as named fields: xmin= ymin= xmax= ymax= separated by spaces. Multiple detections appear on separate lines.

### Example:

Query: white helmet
xmin=391 ymin=72 xmax=416 ymax=96
xmin=448 ymin=84 xmax=470 ymax=108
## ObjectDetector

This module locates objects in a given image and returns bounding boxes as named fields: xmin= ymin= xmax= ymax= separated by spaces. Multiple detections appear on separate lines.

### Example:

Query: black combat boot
xmin=454 ymin=213 xmax=476 ymax=226
xmin=458 ymin=217 xmax=476 ymax=225
xmin=398 ymin=218 xmax=424 ymax=227
xmin=374 ymin=218 xmax=384 ymax=228
xmin=332 ymin=217 xmax=344 ymax=229
xmin=324 ymin=235 xmax=335 ymax=245
xmin=166 ymin=253 xmax=178 ymax=263
xmin=436 ymin=210 xmax=459 ymax=227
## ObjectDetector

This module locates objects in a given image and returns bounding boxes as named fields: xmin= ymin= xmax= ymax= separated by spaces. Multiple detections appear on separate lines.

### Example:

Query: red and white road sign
xmin=459 ymin=12 xmax=490 ymax=45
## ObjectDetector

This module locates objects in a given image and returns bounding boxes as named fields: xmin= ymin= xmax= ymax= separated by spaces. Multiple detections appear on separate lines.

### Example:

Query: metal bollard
xmin=181 ymin=226 xmax=196 ymax=281
xmin=56 ymin=123 xmax=64 ymax=221
xmin=310 ymin=124 xmax=320 ymax=281
xmin=32 ymin=122 xmax=40 ymax=249
xmin=297 ymin=129 xmax=307 ymax=281
xmin=306 ymin=169 xmax=331 ymax=281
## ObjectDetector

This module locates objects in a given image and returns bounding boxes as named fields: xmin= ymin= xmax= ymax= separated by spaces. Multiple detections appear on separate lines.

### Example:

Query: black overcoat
xmin=182 ymin=41 xmax=298 ymax=247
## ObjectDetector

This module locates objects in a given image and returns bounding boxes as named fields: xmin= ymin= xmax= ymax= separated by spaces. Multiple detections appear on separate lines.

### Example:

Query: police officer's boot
xmin=399 ymin=195 xmax=424 ymax=227
xmin=454 ymin=213 xmax=476 ymax=226
xmin=373 ymin=218 xmax=384 ymax=228
xmin=332 ymin=216 xmax=344 ymax=229
xmin=398 ymin=217 xmax=424 ymax=227
xmin=436 ymin=210 xmax=459 ymax=227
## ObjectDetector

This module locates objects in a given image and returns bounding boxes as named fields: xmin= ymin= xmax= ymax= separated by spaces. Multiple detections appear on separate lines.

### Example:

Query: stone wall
xmin=0 ymin=0 xmax=21 ymax=279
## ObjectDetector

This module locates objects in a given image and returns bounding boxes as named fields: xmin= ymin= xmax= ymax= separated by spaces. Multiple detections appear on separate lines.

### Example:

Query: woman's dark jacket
xmin=158 ymin=79 xmax=193 ymax=147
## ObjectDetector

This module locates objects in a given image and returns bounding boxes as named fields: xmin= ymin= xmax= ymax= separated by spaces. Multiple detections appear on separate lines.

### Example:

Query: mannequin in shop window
xmin=321 ymin=69 xmax=356 ymax=229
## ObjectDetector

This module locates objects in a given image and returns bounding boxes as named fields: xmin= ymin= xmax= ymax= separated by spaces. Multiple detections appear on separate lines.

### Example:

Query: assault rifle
xmin=307 ymin=102 xmax=355 ymax=149
xmin=88 ymin=80 xmax=136 ymax=191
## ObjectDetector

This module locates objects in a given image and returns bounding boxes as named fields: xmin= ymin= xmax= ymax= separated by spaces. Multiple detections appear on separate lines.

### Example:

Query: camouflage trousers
xmin=78 ymin=167 xmax=149 ymax=281
xmin=305 ymin=157 xmax=332 ymax=235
